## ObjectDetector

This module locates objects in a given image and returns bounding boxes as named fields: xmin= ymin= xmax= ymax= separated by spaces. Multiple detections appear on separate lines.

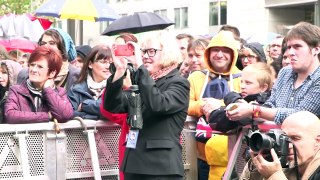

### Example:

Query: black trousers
xmin=124 ymin=173 xmax=183 ymax=180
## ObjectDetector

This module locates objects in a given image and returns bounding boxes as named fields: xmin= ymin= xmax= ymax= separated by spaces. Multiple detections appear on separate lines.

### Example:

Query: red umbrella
xmin=26 ymin=13 xmax=53 ymax=30
xmin=0 ymin=38 xmax=38 ymax=53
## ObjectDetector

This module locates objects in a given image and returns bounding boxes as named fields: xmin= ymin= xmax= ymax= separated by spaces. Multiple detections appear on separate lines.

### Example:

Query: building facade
xmin=62 ymin=0 xmax=320 ymax=46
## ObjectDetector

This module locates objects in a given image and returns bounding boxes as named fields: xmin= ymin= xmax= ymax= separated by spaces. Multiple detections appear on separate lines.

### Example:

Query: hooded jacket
xmin=243 ymin=42 xmax=267 ymax=63
xmin=0 ymin=60 xmax=22 ymax=99
xmin=188 ymin=31 xmax=241 ymax=117
xmin=187 ymin=31 xmax=242 ymax=178
xmin=1 ymin=60 xmax=22 ymax=87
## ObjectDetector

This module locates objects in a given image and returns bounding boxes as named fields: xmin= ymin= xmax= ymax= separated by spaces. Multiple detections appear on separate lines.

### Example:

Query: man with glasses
xmin=268 ymin=36 xmax=284 ymax=62
xmin=176 ymin=33 xmax=194 ymax=78
xmin=187 ymin=31 xmax=242 ymax=180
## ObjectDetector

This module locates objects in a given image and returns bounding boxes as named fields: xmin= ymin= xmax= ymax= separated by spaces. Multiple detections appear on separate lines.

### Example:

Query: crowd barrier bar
xmin=0 ymin=119 xmax=198 ymax=180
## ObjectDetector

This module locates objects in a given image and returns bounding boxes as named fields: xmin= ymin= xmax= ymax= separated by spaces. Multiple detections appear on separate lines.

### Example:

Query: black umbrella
xmin=102 ymin=12 xmax=174 ymax=36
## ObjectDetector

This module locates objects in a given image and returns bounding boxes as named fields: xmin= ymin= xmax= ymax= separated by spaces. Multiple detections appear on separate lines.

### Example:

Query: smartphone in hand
xmin=114 ymin=44 xmax=134 ymax=56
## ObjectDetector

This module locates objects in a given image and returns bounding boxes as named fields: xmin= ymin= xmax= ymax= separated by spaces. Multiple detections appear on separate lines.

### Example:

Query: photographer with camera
xmin=226 ymin=22 xmax=320 ymax=125
xmin=241 ymin=111 xmax=320 ymax=180
xmin=102 ymin=31 xmax=190 ymax=180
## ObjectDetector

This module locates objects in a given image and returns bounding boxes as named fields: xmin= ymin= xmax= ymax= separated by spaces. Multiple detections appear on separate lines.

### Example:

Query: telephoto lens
xmin=248 ymin=129 xmax=290 ymax=167
xmin=249 ymin=131 xmax=275 ymax=152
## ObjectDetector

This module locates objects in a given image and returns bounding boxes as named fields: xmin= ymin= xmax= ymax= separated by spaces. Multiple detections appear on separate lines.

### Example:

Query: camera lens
xmin=249 ymin=132 xmax=274 ymax=152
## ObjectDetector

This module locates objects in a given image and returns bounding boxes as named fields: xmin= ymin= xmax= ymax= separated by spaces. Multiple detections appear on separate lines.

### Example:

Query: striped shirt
xmin=264 ymin=65 xmax=320 ymax=124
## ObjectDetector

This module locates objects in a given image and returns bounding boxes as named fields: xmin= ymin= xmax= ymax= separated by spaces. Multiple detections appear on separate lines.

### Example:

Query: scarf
xmin=150 ymin=64 xmax=178 ymax=81
xmin=87 ymin=74 xmax=107 ymax=100
xmin=54 ymin=61 xmax=69 ymax=88
xmin=26 ymin=79 xmax=42 ymax=111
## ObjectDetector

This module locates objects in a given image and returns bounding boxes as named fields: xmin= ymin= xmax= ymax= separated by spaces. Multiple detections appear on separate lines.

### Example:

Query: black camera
xmin=249 ymin=129 xmax=290 ymax=167
xmin=126 ymin=85 xmax=143 ymax=130
xmin=109 ymin=62 xmax=135 ymax=83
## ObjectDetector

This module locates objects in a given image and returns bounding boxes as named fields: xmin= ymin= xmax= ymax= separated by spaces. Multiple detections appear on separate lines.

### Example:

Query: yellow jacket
xmin=188 ymin=31 xmax=242 ymax=179
xmin=188 ymin=31 xmax=241 ymax=117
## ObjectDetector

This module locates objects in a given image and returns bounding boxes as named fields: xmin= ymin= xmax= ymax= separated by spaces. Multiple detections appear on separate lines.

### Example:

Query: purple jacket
xmin=4 ymin=82 xmax=73 ymax=124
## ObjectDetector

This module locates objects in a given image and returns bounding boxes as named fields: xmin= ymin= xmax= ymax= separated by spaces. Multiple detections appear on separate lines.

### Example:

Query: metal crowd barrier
xmin=0 ymin=119 xmax=197 ymax=180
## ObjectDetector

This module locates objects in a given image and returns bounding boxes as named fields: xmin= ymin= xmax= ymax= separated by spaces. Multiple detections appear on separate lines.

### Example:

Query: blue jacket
xmin=67 ymin=81 xmax=102 ymax=120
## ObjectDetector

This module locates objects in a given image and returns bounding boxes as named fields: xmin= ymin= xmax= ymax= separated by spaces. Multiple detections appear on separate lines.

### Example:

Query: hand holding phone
xmin=114 ymin=44 xmax=134 ymax=56
xmin=225 ymin=103 xmax=238 ymax=111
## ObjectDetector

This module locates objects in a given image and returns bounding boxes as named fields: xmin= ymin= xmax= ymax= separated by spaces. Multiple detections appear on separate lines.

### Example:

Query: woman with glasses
xmin=17 ymin=28 xmax=80 ymax=90
xmin=102 ymin=32 xmax=190 ymax=180
xmin=100 ymin=33 xmax=138 ymax=180
xmin=68 ymin=45 xmax=113 ymax=119
xmin=239 ymin=42 xmax=267 ymax=68
xmin=4 ymin=46 xmax=73 ymax=124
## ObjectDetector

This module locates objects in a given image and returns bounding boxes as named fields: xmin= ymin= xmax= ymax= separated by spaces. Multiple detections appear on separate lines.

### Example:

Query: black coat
xmin=209 ymin=91 xmax=271 ymax=133
xmin=103 ymin=66 xmax=190 ymax=176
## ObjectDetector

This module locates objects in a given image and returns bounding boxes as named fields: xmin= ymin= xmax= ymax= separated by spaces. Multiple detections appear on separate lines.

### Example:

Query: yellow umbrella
xmin=34 ymin=0 xmax=119 ymax=22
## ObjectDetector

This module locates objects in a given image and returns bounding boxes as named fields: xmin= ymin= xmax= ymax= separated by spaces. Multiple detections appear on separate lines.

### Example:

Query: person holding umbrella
xmin=102 ymin=31 xmax=190 ymax=180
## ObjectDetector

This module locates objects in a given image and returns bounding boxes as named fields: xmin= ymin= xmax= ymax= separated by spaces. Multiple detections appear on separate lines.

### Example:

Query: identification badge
xmin=126 ymin=129 xmax=139 ymax=149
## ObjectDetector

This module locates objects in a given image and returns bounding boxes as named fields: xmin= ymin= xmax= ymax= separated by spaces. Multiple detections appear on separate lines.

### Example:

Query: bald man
xmin=241 ymin=111 xmax=320 ymax=180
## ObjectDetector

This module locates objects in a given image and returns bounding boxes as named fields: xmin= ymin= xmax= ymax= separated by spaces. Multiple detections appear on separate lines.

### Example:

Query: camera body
xmin=249 ymin=129 xmax=290 ymax=167
xmin=126 ymin=85 xmax=143 ymax=130
xmin=109 ymin=62 xmax=135 ymax=83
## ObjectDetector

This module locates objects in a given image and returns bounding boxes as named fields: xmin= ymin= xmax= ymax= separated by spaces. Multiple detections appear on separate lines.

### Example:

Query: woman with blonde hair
xmin=102 ymin=31 xmax=189 ymax=180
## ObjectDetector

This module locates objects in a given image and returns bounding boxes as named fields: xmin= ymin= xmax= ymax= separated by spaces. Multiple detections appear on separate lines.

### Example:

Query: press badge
xmin=126 ymin=129 xmax=139 ymax=149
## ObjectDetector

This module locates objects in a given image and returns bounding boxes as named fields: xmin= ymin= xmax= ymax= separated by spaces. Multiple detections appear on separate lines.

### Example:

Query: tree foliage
xmin=0 ymin=0 xmax=45 ymax=15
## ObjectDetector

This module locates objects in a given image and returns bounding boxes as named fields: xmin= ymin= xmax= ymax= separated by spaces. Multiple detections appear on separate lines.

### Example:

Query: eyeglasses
xmin=239 ymin=55 xmax=257 ymax=61
xmin=95 ymin=58 xmax=113 ymax=65
xmin=270 ymin=44 xmax=281 ymax=48
xmin=140 ymin=48 xmax=162 ymax=57
xmin=28 ymin=63 xmax=49 ymax=71
xmin=39 ymin=41 xmax=57 ymax=46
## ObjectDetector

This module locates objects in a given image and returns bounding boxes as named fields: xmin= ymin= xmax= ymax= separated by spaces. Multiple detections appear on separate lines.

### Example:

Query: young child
xmin=205 ymin=62 xmax=274 ymax=180
xmin=208 ymin=62 xmax=274 ymax=133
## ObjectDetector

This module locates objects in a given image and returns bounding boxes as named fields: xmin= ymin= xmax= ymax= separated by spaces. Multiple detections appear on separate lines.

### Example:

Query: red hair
xmin=28 ymin=46 xmax=63 ymax=78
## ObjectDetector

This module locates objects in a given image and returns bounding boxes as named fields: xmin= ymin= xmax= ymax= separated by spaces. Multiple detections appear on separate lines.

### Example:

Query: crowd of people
xmin=0 ymin=21 xmax=319 ymax=180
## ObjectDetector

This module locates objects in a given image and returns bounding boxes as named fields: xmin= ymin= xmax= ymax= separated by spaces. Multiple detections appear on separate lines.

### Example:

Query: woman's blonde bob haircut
xmin=140 ymin=31 xmax=182 ymax=69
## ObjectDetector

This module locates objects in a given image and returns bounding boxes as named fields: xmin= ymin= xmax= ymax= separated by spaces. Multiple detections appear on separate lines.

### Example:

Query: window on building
xmin=209 ymin=0 xmax=227 ymax=26
xmin=54 ymin=20 xmax=62 ymax=29
xmin=100 ymin=21 xmax=110 ymax=33
xmin=174 ymin=7 xmax=188 ymax=29
xmin=154 ymin=9 xmax=167 ymax=17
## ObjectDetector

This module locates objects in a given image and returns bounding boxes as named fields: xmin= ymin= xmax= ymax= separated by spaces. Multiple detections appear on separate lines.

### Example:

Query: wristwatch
xmin=252 ymin=105 xmax=262 ymax=118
